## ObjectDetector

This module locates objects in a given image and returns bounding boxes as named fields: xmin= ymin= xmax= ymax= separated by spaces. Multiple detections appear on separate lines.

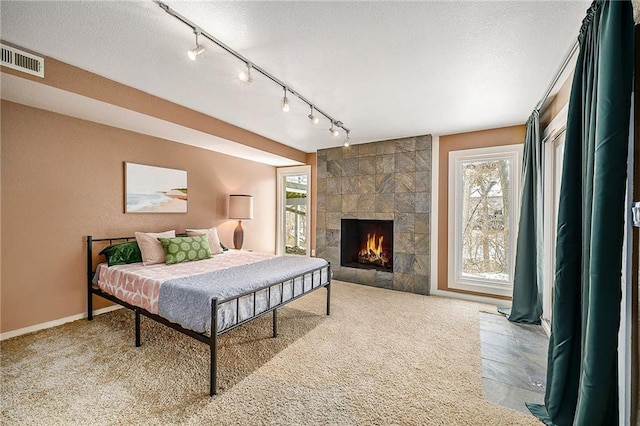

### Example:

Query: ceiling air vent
xmin=0 ymin=43 xmax=44 ymax=78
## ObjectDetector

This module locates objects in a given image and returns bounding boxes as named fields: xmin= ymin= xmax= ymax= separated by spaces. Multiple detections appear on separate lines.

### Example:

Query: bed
xmin=86 ymin=235 xmax=331 ymax=396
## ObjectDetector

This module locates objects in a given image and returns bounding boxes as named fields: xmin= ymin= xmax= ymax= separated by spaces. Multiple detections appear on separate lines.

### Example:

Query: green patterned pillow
xmin=157 ymin=235 xmax=212 ymax=265
xmin=99 ymin=241 xmax=142 ymax=266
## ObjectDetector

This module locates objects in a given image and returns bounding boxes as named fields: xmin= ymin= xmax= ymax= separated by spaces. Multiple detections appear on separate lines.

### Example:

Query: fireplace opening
xmin=341 ymin=219 xmax=393 ymax=271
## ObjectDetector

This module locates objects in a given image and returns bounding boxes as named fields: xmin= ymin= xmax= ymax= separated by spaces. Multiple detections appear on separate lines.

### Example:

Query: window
xmin=448 ymin=145 xmax=522 ymax=297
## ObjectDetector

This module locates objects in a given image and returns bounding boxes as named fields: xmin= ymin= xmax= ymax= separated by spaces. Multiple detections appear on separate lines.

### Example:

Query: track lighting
xmin=344 ymin=130 xmax=350 ymax=147
xmin=157 ymin=1 xmax=351 ymax=143
xmin=238 ymin=63 xmax=252 ymax=82
xmin=308 ymin=106 xmax=319 ymax=125
xmin=329 ymin=122 xmax=340 ymax=137
xmin=187 ymin=30 xmax=204 ymax=60
xmin=281 ymin=87 xmax=290 ymax=112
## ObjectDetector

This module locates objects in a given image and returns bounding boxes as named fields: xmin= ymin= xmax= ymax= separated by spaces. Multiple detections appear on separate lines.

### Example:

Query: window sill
xmin=448 ymin=279 xmax=513 ymax=298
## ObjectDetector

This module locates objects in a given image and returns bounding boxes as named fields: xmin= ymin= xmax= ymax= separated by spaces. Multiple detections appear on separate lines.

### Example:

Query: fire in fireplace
xmin=341 ymin=219 xmax=393 ymax=271
xmin=359 ymin=232 xmax=390 ymax=267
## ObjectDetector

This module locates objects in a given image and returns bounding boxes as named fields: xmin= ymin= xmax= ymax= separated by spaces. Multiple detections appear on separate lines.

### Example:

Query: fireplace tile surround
xmin=316 ymin=134 xmax=432 ymax=295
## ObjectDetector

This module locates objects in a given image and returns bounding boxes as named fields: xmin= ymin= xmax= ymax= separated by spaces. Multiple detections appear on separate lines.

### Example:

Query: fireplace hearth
xmin=341 ymin=219 xmax=393 ymax=271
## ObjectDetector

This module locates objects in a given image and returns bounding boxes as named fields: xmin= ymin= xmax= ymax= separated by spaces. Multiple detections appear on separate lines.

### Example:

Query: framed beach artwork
xmin=125 ymin=162 xmax=187 ymax=213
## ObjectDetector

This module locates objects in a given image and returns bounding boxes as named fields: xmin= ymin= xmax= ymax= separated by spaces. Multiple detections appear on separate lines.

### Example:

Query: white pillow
xmin=135 ymin=230 xmax=176 ymax=265
xmin=186 ymin=227 xmax=223 ymax=255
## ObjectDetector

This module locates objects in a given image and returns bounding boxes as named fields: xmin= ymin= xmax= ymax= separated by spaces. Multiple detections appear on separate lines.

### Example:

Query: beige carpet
xmin=1 ymin=281 xmax=538 ymax=425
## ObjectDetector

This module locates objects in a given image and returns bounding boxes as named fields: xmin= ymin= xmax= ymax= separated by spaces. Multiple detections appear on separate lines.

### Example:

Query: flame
xmin=358 ymin=233 xmax=389 ymax=266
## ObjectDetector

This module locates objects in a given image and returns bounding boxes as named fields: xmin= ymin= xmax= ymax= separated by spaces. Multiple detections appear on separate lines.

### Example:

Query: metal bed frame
xmin=86 ymin=235 xmax=331 ymax=396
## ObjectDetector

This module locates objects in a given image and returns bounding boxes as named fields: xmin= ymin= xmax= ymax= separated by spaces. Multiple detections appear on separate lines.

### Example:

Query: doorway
xmin=276 ymin=165 xmax=311 ymax=256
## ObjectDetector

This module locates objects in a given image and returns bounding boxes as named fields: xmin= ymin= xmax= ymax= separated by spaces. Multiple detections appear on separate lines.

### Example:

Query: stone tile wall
xmin=316 ymin=134 xmax=432 ymax=295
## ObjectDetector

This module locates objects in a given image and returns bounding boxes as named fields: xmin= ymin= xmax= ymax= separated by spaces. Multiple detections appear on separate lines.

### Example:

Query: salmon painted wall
xmin=1 ymin=101 xmax=278 ymax=333
xmin=306 ymin=152 xmax=317 ymax=253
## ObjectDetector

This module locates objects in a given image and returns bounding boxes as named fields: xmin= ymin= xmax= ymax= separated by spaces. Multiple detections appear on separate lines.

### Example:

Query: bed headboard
xmin=86 ymin=235 xmax=136 ymax=286
xmin=87 ymin=235 xmax=139 ymax=320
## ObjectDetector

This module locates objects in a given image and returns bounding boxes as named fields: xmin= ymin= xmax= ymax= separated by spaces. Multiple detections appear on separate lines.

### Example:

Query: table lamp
xmin=229 ymin=194 xmax=253 ymax=249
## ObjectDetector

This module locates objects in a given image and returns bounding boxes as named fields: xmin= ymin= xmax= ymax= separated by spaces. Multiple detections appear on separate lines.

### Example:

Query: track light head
xmin=238 ymin=63 xmax=252 ymax=82
xmin=188 ymin=45 xmax=205 ymax=60
xmin=308 ymin=106 xmax=319 ymax=125
xmin=329 ymin=122 xmax=339 ymax=137
xmin=344 ymin=130 xmax=351 ymax=147
xmin=281 ymin=87 xmax=290 ymax=112
xmin=188 ymin=30 xmax=204 ymax=60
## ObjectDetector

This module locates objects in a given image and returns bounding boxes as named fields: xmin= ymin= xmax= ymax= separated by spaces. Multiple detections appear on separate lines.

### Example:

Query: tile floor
xmin=479 ymin=311 xmax=549 ymax=414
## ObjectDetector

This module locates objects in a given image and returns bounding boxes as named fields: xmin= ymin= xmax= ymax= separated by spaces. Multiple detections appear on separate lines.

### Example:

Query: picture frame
xmin=125 ymin=162 xmax=187 ymax=213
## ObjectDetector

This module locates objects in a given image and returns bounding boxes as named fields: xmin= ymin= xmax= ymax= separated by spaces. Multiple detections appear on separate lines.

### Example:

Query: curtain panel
xmin=534 ymin=1 xmax=634 ymax=425
xmin=509 ymin=110 xmax=543 ymax=324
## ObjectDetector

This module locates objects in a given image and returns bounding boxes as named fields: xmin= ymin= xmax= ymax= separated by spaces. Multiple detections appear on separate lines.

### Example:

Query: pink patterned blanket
xmin=96 ymin=250 xmax=275 ymax=315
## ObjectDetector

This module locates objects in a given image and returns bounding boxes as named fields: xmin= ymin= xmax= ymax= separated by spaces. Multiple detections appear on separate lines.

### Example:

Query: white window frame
xmin=276 ymin=165 xmax=311 ymax=256
xmin=448 ymin=144 xmax=523 ymax=297
xmin=541 ymin=101 xmax=567 ymax=333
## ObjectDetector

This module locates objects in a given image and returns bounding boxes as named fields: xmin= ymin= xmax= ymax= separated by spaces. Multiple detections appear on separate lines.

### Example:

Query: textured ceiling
xmin=1 ymin=1 xmax=591 ymax=153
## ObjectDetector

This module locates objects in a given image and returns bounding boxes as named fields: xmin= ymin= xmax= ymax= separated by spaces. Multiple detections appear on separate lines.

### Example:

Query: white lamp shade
xmin=229 ymin=195 xmax=253 ymax=220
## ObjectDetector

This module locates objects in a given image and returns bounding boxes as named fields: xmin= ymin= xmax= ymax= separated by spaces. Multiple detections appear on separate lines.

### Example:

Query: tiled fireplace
xmin=315 ymin=134 xmax=432 ymax=295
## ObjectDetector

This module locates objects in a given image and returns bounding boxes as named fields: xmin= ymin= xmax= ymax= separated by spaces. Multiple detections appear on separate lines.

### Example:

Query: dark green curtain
xmin=509 ymin=110 xmax=543 ymax=324
xmin=532 ymin=1 xmax=635 ymax=425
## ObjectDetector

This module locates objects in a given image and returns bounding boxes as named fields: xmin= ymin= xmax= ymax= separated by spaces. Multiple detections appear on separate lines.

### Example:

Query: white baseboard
xmin=0 ymin=305 xmax=122 ymax=341
xmin=541 ymin=318 xmax=552 ymax=337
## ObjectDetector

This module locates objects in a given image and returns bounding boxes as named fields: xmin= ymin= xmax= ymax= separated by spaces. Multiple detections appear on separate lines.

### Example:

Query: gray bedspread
xmin=158 ymin=256 xmax=329 ymax=335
